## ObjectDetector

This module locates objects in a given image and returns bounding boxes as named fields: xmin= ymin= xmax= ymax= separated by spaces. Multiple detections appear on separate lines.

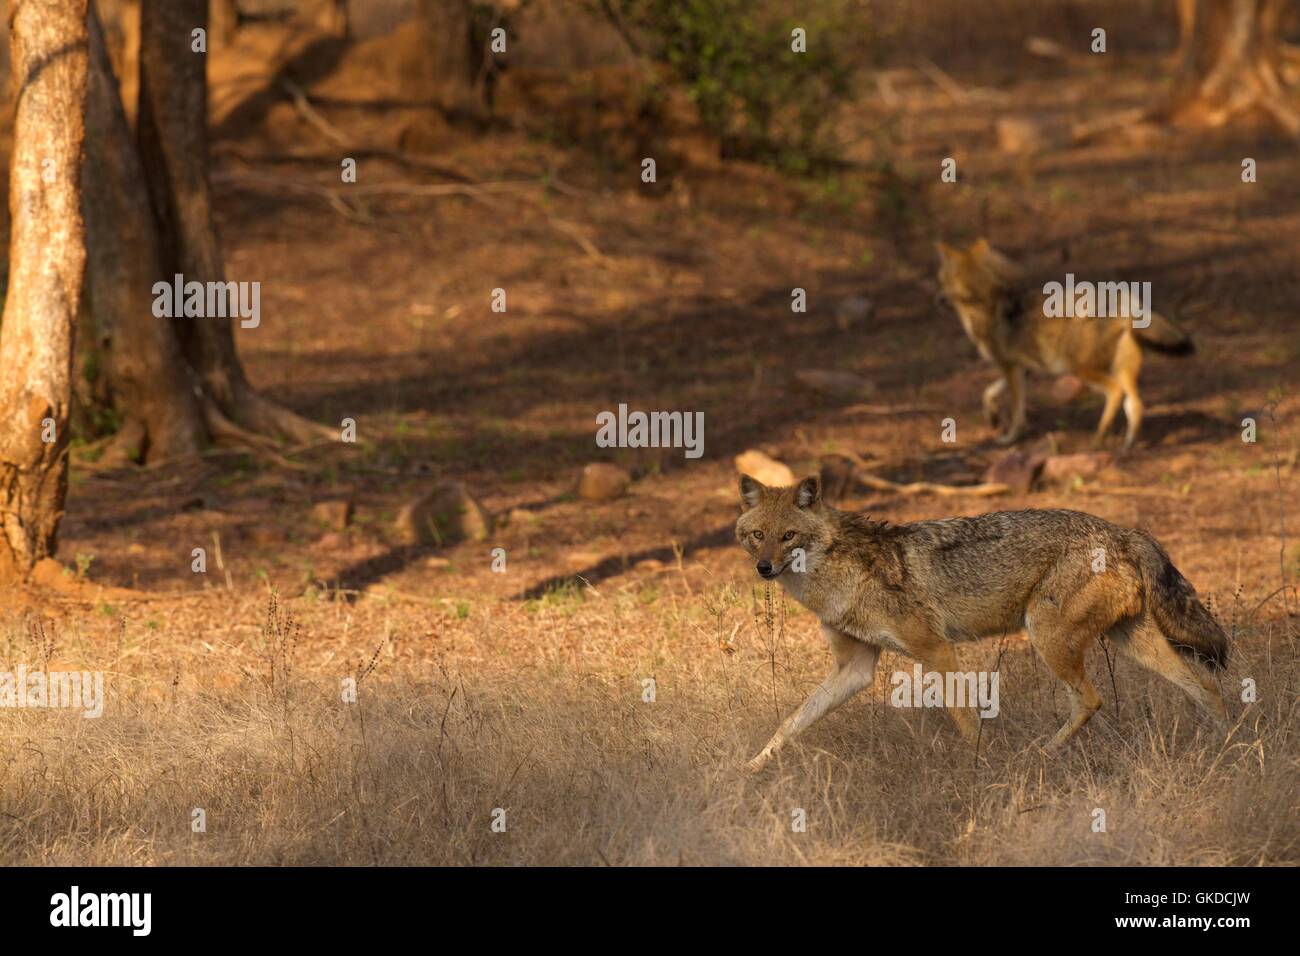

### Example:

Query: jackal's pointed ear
xmin=739 ymin=474 xmax=766 ymax=511
xmin=935 ymin=240 xmax=958 ymax=263
xmin=970 ymin=239 xmax=1023 ymax=283
xmin=794 ymin=474 xmax=821 ymax=509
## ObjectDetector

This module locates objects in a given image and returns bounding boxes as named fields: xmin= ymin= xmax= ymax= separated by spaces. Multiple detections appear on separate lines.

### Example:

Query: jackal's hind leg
xmin=1091 ymin=376 xmax=1124 ymax=447
xmin=1026 ymin=605 xmax=1102 ymax=750
xmin=994 ymin=366 xmax=1026 ymax=445
xmin=983 ymin=375 xmax=1008 ymax=428
xmin=1114 ymin=618 xmax=1227 ymax=724
xmin=1120 ymin=373 xmax=1143 ymax=451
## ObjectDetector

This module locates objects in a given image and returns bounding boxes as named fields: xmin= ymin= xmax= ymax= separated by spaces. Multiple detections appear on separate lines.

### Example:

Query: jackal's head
xmin=935 ymin=238 xmax=1023 ymax=311
xmin=735 ymin=474 xmax=833 ymax=580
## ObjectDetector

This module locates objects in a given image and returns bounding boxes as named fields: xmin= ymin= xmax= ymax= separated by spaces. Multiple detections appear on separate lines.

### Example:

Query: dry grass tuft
xmin=1 ymin=576 xmax=1295 ymax=866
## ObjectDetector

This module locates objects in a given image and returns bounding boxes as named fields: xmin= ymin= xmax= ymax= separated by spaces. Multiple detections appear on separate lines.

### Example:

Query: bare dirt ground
xmin=1 ymin=17 xmax=1297 ymax=865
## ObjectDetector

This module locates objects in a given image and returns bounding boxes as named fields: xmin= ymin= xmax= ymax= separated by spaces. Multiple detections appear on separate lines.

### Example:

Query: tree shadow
xmin=510 ymin=523 xmax=737 ymax=601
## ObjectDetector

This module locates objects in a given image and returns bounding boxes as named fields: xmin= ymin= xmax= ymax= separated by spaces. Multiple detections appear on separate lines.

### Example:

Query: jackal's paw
xmin=746 ymin=748 xmax=774 ymax=774
xmin=993 ymin=429 xmax=1021 ymax=447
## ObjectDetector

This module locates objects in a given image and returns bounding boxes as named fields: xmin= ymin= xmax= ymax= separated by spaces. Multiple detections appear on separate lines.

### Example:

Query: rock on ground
xmin=734 ymin=449 xmax=796 ymax=488
xmin=395 ymin=481 xmax=492 ymax=546
xmin=577 ymin=463 xmax=631 ymax=501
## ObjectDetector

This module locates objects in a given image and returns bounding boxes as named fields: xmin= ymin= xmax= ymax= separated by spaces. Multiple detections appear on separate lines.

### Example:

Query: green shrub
xmin=604 ymin=0 xmax=865 ymax=169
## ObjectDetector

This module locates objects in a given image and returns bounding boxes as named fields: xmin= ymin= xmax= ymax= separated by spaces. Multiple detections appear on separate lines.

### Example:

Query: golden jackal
xmin=936 ymin=239 xmax=1195 ymax=449
xmin=736 ymin=474 xmax=1228 ymax=772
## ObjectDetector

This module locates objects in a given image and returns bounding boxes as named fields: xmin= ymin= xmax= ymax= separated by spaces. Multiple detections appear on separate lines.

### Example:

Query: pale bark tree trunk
xmin=0 ymin=0 xmax=90 ymax=581
xmin=83 ymin=1 xmax=205 ymax=465
xmin=1162 ymin=0 xmax=1300 ymax=135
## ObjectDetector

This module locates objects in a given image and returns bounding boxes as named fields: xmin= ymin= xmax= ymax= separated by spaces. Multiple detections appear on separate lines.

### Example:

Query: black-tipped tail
xmin=1135 ymin=312 xmax=1196 ymax=357
xmin=1137 ymin=534 xmax=1228 ymax=670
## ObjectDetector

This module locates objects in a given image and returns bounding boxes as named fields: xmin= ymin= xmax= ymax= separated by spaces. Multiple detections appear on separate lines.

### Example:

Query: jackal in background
xmin=736 ymin=474 xmax=1228 ymax=772
xmin=936 ymin=239 xmax=1195 ymax=449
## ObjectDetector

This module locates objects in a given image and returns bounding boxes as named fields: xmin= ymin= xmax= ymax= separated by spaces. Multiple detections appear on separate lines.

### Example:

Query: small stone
xmin=984 ymin=450 xmax=1047 ymax=494
xmin=577 ymin=463 xmax=631 ymax=501
xmin=395 ymin=480 xmax=491 ymax=546
xmin=793 ymin=369 xmax=875 ymax=400
xmin=819 ymin=454 xmax=858 ymax=503
xmin=311 ymin=499 xmax=354 ymax=530
xmin=996 ymin=115 xmax=1067 ymax=154
xmin=1042 ymin=452 xmax=1114 ymax=483
xmin=734 ymin=449 xmax=796 ymax=488
xmin=835 ymin=295 xmax=873 ymax=331
xmin=504 ymin=507 xmax=536 ymax=528
xmin=316 ymin=531 xmax=348 ymax=550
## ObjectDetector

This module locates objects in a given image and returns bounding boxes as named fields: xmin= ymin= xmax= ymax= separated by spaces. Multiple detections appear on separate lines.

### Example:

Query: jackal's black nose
xmin=756 ymin=560 xmax=774 ymax=578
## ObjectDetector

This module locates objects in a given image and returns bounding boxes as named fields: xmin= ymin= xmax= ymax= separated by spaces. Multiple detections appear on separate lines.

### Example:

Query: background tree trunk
xmin=135 ymin=0 xmax=328 ymax=445
xmin=211 ymin=0 xmax=240 ymax=47
xmin=1163 ymin=0 xmax=1300 ymax=134
xmin=0 ymin=0 xmax=90 ymax=581
xmin=417 ymin=0 xmax=476 ymax=111
xmin=83 ymin=1 xmax=205 ymax=465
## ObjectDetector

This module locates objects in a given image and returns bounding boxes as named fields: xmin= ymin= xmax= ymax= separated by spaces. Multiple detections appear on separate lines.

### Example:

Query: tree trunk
xmin=0 ymin=0 xmax=90 ymax=581
xmin=1163 ymin=0 xmax=1300 ymax=135
xmin=211 ymin=0 xmax=240 ymax=47
xmin=136 ymin=0 xmax=328 ymax=444
xmin=84 ymin=3 xmax=206 ymax=465
xmin=90 ymin=0 xmax=141 ymax=127
xmin=417 ymin=0 xmax=477 ymax=111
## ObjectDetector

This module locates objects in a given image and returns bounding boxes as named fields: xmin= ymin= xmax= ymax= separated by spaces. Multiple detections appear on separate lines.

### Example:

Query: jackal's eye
xmin=782 ymin=531 xmax=796 ymax=542
xmin=751 ymin=530 xmax=764 ymax=541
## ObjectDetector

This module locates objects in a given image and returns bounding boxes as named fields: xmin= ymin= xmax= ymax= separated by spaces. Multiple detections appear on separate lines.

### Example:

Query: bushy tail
xmin=1135 ymin=532 xmax=1228 ymax=670
xmin=1135 ymin=311 xmax=1195 ymax=356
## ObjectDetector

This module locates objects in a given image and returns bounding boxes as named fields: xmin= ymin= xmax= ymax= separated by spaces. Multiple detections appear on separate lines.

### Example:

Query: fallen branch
xmin=217 ymin=144 xmax=475 ymax=184
xmin=546 ymin=216 xmax=613 ymax=266
xmin=281 ymin=77 xmax=350 ymax=147
xmin=854 ymin=473 xmax=1009 ymax=498
xmin=213 ymin=169 xmax=540 ymax=205
xmin=839 ymin=402 xmax=943 ymax=416
xmin=916 ymin=56 xmax=969 ymax=102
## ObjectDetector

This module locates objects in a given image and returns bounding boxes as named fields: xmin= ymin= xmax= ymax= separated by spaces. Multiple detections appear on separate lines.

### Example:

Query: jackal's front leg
xmin=747 ymin=628 xmax=880 ymax=773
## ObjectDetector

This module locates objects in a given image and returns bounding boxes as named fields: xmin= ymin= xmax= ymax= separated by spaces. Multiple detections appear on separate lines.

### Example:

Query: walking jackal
xmin=936 ymin=239 xmax=1195 ymax=449
xmin=736 ymin=473 xmax=1229 ymax=772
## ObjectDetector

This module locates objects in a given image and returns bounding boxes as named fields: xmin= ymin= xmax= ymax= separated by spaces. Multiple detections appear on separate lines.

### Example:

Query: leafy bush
xmin=602 ymin=0 xmax=865 ymax=169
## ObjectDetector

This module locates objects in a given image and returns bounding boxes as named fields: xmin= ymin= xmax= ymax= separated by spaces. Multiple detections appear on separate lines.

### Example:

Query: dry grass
xmin=1 ymin=573 xmax=1295 ymax=866
xmin=1 ymin=0 xmax=1298 ymax=867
